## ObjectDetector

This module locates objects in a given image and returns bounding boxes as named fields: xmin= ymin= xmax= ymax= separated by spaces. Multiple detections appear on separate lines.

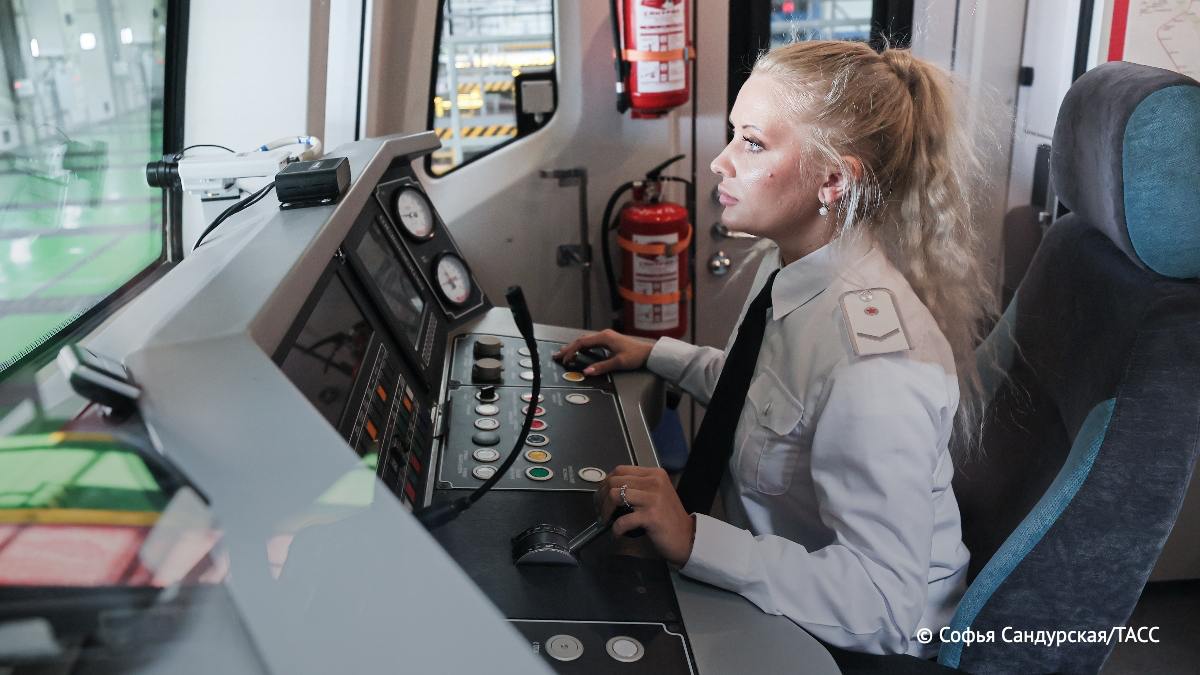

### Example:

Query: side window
xmin=427 ymin=0 xmax=557 ymax=177
xmin=0 ymin=0 xmax=174 ymax=375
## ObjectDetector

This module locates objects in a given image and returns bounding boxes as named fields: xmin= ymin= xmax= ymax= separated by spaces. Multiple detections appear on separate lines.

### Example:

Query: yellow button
xmin=563 ymin=371 xmax=585 ymax=382
xmin=524 ymin=449 xmax=552 ymax=463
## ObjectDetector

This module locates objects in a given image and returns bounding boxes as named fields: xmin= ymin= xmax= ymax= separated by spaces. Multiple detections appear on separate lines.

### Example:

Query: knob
xmin=473 ymin=336 xmax=503 ymax=358
xmin=478 ymin=385 xmax=499 ymax=402
xmin=708 ymin=251 xmax=732 ymax=276
xmin=473 ymin=358 xmax=503 ymax=382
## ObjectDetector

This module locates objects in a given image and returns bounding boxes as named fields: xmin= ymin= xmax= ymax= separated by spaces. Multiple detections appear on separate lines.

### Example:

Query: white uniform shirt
xmin=647 ymin=236 xmax=969 ymax=657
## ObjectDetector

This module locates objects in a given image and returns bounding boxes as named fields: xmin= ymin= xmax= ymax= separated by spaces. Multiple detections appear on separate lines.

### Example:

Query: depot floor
xmin=0 ymin=110 xmax=163 ymax=371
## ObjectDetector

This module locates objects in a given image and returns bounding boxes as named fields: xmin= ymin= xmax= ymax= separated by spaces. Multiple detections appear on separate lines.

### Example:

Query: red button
xmin=530 ymin=419 xmax=547 ymax=431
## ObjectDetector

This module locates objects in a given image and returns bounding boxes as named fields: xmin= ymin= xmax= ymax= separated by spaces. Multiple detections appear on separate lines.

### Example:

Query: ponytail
xmin=754 ymin=42 xmax=996 ymax=453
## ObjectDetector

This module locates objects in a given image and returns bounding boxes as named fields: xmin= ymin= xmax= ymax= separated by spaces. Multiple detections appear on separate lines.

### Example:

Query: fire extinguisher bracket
xmin=616 ymin=223 xmax=693 ymax=257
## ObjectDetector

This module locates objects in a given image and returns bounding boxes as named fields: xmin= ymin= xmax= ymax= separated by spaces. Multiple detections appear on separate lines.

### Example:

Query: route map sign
xmin=1109 ymin=0 xmax=1200 ymax=78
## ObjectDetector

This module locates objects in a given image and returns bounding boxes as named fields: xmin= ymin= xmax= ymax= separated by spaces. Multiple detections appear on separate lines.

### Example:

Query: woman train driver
xmin=555 ymin=41 xmax=994 ymax=657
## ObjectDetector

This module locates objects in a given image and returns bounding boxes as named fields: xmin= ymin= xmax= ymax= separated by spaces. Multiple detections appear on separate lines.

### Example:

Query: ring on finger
xmin=619 ymin=483 xmax=633 ymax=510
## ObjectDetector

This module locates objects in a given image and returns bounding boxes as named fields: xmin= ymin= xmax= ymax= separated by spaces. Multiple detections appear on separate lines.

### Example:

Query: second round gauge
xmin=434 ymin=253 xmax=473 ymax=306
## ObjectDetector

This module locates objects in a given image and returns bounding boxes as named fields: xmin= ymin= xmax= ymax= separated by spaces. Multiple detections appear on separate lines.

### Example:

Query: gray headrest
xmin=1051 ymin=62 xmax=1200 ymax=279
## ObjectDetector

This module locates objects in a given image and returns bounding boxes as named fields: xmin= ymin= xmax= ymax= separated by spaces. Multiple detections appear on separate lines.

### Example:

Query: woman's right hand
xmin=554 ymin=329 xmax=656 ymax=377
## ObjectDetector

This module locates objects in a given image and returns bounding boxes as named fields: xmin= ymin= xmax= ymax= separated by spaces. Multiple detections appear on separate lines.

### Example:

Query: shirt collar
xmin=769 ymin=234 xmax=874 ymax=320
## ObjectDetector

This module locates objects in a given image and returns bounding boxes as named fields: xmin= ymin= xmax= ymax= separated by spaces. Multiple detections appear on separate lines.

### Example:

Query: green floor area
xmin=0 ymin=111 xmax=164 ymax=372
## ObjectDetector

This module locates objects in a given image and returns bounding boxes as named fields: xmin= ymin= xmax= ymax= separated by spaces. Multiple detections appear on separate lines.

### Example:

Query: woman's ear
xmin=818 ymin=156 xmax=863 ymax=205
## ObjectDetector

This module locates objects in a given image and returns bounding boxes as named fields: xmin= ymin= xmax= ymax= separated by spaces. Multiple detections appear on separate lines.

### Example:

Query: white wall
xmin=181 ymin=0 xmax=313 ymax=248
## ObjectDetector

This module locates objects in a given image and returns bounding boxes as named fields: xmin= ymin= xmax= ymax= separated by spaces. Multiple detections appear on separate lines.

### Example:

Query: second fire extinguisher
xmin=601 ymin=156 xmax=694 ymax=340
xmin=609 ymin=0 xmax=693 ymax=118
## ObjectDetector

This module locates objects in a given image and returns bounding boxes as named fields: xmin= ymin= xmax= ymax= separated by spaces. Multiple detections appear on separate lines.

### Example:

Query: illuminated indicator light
xmin=365 ymin=419 xmax=378 ymax=441
xmin=404 ymin=482 xmax=417 ymax=502
xmin=525 ymin=449 xmax=551 ymax=463
xmin=525 ymin=466 xmax=553 ymax=481
xmin=563 ymin=371 xmax=585 ymax=382
xmin=865 ymin=306 xmax=879 ymax=316
xmin=120 ymin=27 xmax=133 ymax=44
xmin=530 ymin=419 xmax=548 ymax=432
xmin=522 ymin=405 xmax=546 ymax=416
xmin=79 ymin=32 xmax=97 ymax=50
xmin=29 ymin=39 xmax=39 ymax=58
xmin=376 ymin=385 xmax=388 ymax=401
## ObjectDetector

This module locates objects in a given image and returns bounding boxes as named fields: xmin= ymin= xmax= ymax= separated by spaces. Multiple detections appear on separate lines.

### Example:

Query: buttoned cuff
xmin=646 ymin=337 xmax=696 ymax=385
xmin=679 ymin=513 xmax=754 ymax=589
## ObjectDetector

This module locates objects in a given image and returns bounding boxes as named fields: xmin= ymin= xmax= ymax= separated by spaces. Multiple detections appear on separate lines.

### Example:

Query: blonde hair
xmin=753 ymin=41 xmax=997 ymax=449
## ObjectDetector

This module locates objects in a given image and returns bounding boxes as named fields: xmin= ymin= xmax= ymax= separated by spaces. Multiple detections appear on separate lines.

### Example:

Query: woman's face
xmin=711 ymin=74 xmax=827 ymax=243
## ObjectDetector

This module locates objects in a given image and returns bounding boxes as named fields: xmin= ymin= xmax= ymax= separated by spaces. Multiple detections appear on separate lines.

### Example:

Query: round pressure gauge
xmin=393 ymin=187 xmax=436 ymax=241
xmin=434 ymin=253 xmax=473 ymax=306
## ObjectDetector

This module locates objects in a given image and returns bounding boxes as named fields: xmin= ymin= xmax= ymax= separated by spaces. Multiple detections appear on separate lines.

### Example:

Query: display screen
xmin=356 ymin=221 xmax=427 ymax=350
xmin=280 ymin=275 xmax=373 ymax=427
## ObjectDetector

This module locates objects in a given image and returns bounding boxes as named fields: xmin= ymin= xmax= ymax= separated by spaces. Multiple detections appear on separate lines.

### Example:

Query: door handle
xmin=711 ymin=222 xmax=757 ymax=240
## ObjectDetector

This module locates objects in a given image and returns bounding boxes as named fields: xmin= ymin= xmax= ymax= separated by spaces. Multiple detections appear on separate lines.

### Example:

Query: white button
xmin=474 ymin=418 xmax=500 ymax=431
xmin=519 ymin=371 xmax=535 ymax=381
xmin=605 ymin=636 xmax=644 ymax=663
xmin=473 ymin=448 xmax=501 ymax=462
xmin=565 ymin=393 xmax=590 ymax=405
xmin=519 ymin=358 xmax=534 ymax=368
xmin=472 ymin=465 xmax=497 ymax=480
xmin=518 ymin=347 xmax=532 ymax=357
xmin=578 ymin=467 xmax=606 ymax=483
xmin=475 ymin=403 xmax=499 ymax=416
xmin=545 ymin=634 xmax=583 ymax=662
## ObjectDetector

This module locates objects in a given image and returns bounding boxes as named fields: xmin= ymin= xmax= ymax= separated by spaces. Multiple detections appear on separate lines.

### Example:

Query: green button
xmin=525 ymin=466 xmax=553 ymax=481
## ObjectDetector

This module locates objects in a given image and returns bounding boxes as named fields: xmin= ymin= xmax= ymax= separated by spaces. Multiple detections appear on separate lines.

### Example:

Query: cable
xmin=192 ymin=182 xmax=275 ymax=251
xmin=181 ymin=143 xmax=235 ymax=156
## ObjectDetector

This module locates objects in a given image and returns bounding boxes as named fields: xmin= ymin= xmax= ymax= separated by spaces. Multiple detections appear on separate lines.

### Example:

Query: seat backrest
xmin=939 ymin=62 xmax=1200 ymax=673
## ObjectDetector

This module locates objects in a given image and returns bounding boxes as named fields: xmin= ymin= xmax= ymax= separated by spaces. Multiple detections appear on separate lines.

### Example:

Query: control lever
xmin=512 ymin=505 xmax=643 ymax=566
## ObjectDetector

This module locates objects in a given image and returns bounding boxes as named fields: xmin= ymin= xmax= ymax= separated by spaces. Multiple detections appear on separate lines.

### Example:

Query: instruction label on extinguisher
xmin=634 ymin=0 xmax=686 ymax=94
xmin=632 ymin=233 xmax=680 ymax=332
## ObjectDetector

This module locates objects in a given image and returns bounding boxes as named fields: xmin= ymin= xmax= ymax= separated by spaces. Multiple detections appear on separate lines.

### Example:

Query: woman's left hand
xmin=596 ymin=466 xmax=695 ymax=567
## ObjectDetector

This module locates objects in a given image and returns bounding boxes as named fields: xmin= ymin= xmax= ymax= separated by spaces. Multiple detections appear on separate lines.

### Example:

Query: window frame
xmin=0 ymin=0 xmax=190 ymax=379
xmin=423 ymin=0 xmax=558 ymax=179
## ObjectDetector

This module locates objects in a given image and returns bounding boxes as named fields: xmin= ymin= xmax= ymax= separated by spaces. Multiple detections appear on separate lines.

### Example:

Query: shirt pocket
xmin=740 ymin=370 xmax=806 ymax=495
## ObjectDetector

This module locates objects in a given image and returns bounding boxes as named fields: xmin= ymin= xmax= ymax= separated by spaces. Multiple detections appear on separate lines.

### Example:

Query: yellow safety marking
xmin=456 ymin=81 xmax=514 ymax=95
xmin=0 ymin=508 xmax=160 ymax=527
xmin=432 ymin=126 xmax=519 ymax=141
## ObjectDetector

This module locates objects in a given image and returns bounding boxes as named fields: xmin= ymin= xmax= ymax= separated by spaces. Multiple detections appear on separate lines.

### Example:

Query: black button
xmin=472 ymin=431 xmax=501 ymax=446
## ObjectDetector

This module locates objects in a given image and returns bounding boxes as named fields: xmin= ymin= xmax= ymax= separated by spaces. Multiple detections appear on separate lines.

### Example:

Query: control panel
xmin=275 ymin=152 xmax=696 ymax=674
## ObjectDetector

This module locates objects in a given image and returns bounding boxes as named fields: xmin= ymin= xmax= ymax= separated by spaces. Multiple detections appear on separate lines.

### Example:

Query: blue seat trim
xmin=938 ymin=398 xmax=1116 ymax=668
xmin=1123 ymin=85 xmax=1200 ymax=279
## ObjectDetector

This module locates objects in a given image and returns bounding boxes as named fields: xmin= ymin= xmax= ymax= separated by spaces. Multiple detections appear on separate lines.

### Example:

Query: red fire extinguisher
xmin=602 ymin=156 xmax=694 ymax=339
xmin=609 ymin=0 xmax=693 ymax=118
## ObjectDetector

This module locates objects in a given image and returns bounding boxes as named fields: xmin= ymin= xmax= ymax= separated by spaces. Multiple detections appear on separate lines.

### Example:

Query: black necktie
xmin=676 ymin=269 xmax=779 ymax=515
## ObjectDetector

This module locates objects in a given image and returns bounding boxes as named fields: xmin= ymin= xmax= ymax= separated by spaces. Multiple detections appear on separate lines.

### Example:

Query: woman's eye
xmin=742 ymin=135 xmax=764 ymax=153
